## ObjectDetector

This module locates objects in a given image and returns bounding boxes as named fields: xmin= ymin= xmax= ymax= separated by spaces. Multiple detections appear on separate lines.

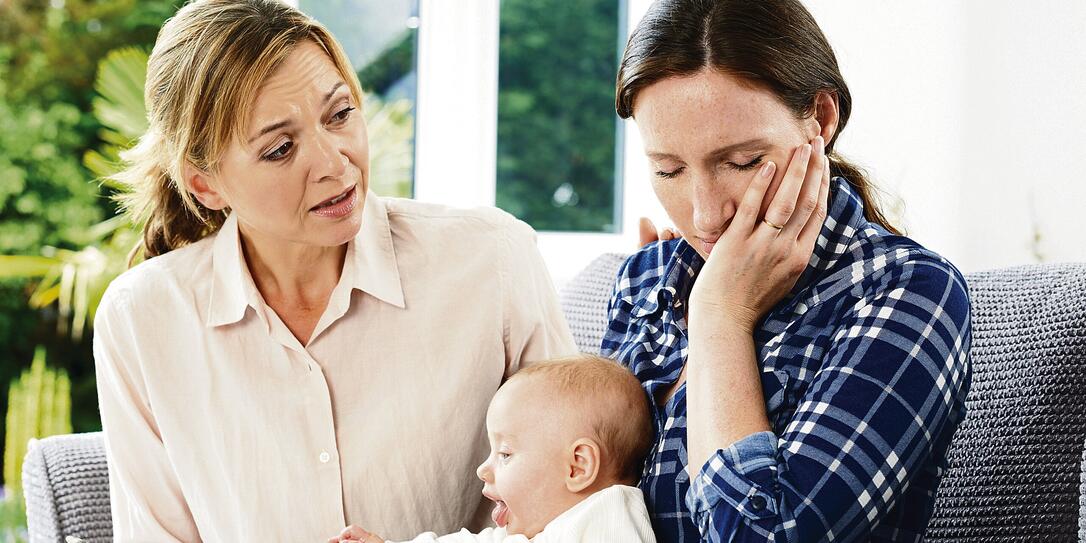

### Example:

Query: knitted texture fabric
xmin=1080 ymin=437 xmax=1086 ymax=543
xmin=22 ymin=432 xmax=112 ymax=543
xmin=558 ymin=252 xmax=627 ymax=355
xmin=926 ymin=263 xmax=1086 ymax=542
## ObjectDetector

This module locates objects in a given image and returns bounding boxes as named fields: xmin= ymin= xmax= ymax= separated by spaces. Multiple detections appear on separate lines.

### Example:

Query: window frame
xmin=289 ymin=0 xmax=665 ymax=284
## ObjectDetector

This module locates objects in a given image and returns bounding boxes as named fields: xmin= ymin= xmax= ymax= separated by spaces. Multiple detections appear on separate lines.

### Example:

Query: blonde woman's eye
xmin=332 ymin=106 xmax=356 ymax=123
xmin=264 ymin=141 xmax=293 ymax=161
xmin=498 ymin=452 xmax=511 ymax=461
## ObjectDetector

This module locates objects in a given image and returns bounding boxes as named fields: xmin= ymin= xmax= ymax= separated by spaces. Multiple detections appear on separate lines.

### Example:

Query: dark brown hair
xmin=616 ymin=0 xmax=901 ymax=235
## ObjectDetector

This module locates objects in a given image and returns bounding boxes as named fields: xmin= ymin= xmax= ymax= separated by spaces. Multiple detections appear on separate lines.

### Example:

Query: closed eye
xmin=655 ymin=166 xmax=685 ymax=179
xmin=729 ymin=155 xmax=765 ymax=172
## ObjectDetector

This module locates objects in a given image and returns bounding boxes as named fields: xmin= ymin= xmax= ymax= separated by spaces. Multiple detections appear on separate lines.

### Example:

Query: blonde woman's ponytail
xmin=113 ymin=129 xmax=222 ymax=263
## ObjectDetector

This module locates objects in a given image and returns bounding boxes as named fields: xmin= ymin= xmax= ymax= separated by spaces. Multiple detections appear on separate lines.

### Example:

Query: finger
xmin=341 ymin=527 xmax=366 ymax=538
xmin=762 ymin=140 xmax=814 ymax=229
xmin=781 ymin=136 xmax=826 ymax=239
xmin=638 ymin=217 xmax=658 ymax=248
xmin=732 ymin=160 xmax=777 ymax=234
xmin=797 ymin=154 xmax=831 ymax=248
xmin=661 ymin=227 xmax=677 ymax=241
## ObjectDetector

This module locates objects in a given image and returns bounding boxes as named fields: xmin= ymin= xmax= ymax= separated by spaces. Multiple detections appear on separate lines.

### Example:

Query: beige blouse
xmin=93 ymin=193 xmax=577 ymax=542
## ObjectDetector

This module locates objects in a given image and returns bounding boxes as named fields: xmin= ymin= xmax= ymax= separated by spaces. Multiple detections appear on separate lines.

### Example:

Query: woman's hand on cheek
xmin=688 ymin=136 xmax=831 ymax=334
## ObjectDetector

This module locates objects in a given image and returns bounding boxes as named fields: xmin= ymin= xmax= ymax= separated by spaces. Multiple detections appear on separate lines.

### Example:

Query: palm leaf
xmin=0 ymin=255 xmax=60 ymax=278
xmin=92 ymin=47 xmax=149 ymax=145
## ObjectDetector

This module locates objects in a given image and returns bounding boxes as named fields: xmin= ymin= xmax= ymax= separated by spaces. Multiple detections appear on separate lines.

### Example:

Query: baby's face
xmin=475 ymin=378 xmax=581 ymax=538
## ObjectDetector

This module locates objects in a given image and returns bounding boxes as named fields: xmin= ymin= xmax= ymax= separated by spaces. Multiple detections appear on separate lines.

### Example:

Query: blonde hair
xmin=114 ymin=0 xmax=364 ymax=262
xmin=509 ymin=355 xmax=654 ymax=485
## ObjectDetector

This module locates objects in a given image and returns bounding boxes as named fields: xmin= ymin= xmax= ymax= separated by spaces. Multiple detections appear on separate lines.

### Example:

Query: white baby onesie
xmin=392 ymin=485 xmax=656 ymax=543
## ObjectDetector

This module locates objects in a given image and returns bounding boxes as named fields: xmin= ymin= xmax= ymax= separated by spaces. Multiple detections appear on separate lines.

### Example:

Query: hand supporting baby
xmin=327 ymin=525 xmax=386 ymax=543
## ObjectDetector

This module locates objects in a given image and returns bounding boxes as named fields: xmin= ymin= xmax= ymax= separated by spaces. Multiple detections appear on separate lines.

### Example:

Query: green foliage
xmin=366 ymin=96 xmax=415 ymax=199
xmin=3 ymin=347 xmax=72 ymax=496
xmin=0 ymin=0 xmax=179 ymax=497
xmin=357 ymin=31 xmax=416 ymax=96
xmin=84 ymin=46 xmax=150 ymax=185
xmin=0 ymin=219 xmax=137 ymax=342
xmin=0 ymin=493 xmax=28 ymax=543
xmin=0 ymin=92 xmax=103 ymax=255
xmin=496 ymin=0 xmax=621 ymax=232
xmin=0 ymin=0 xmax=178 ymax=255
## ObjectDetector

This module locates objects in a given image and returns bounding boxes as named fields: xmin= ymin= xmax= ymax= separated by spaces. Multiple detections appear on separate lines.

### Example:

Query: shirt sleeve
xmin=500 ymin=217 xmax=578 ymax=376
xmin=93 ymin=286 xmax=201 ymax=542
xmin=685 ymin=257 xmax=972 ymax=542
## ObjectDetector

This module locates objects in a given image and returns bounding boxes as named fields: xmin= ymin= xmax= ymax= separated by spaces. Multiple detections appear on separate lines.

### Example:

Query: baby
xmin=328 ymin=355 xmax=657 ymax=543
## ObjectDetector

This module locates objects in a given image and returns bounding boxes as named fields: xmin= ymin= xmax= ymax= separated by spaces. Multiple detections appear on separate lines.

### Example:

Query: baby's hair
xmin=508 ymin=355 xmax=653 ymax=485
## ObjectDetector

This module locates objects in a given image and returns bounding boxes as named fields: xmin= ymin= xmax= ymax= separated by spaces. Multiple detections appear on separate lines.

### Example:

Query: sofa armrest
xmin=22 ymin=432 xmax=113 ymax=543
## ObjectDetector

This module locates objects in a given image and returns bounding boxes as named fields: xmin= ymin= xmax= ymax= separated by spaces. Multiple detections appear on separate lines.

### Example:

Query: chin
xmin=323 ymin=214 xmax=363 ymax=246
xmin=313 ymin=191 xmax=365 ymax=246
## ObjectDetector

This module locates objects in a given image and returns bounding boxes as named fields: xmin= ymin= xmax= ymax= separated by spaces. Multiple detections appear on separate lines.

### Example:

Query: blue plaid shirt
xmin=602 ymin=178 xmax=972 ymax=542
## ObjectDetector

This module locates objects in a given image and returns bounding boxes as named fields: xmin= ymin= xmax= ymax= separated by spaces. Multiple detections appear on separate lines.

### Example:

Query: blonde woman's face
xmin=212 ymin=41 xmax=368 ymax=249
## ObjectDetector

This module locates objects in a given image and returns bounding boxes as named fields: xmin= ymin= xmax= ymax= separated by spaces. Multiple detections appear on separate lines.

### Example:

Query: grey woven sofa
xmin=22 ymin=257 xmax=1086 ymax=542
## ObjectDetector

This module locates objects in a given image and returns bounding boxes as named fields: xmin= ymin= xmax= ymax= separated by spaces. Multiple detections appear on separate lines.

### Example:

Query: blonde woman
xmin=92 ymin=1 xmax=575 ymax=541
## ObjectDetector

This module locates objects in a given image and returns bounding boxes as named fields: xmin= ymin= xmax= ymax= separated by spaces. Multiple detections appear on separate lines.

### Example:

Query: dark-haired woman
xmin=602 ymin=1 xmax=972 ymax=541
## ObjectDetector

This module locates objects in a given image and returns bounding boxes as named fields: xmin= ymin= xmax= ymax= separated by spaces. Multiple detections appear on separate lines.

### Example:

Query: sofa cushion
xmin=928 ymin=263 xmax=1086 ymax=542
xmin=559 ymin=252 xmax=627 ymax=355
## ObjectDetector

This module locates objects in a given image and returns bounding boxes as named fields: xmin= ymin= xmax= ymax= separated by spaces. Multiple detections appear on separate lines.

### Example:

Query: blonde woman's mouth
xmin=310 ymin=186 xmax=358 ymax=218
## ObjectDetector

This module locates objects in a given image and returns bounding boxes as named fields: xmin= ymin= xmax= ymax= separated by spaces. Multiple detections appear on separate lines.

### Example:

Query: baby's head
xmin=475 ymin=355 xmax=653 ymax=538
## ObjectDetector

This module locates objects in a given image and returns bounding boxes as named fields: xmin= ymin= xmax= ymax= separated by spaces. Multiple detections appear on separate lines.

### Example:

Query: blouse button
xmin=319 ymin=451 xmax=331 ymax=463
xmin=750 ymin=495 xmax=767 ymax=512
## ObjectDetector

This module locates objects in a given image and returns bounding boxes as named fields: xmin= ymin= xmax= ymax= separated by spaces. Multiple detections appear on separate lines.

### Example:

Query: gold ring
xmin=763 ymin=218 xmax=785 ymax=230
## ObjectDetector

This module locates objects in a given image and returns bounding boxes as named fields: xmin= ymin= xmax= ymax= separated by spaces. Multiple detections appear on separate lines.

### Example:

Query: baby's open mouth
xmin=491 ymin=499 xmax=509 ymax=527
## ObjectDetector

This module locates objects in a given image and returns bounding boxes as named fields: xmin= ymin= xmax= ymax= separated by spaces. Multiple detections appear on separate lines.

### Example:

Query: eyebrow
xmin=647 ymin=137 xmax=770 ymax=162
xmin=247 ymin=81 xmax=348 ymax=143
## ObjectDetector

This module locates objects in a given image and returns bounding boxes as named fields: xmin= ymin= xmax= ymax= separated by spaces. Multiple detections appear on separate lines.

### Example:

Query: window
xmin=299 ymin=0 xmax=419 ymax=198
xmin=291 ymin=0 xmax=667 ymax=284
xmin=495 ymin=0 xmax=624 ymax=233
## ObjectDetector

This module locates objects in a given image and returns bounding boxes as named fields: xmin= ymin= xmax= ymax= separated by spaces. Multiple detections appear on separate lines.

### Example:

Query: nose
xmin=476 ymin=457 xmax=492 ymax=483
xmin=311 ymin=130 xmax=348 ymax=182
xmin=690 ymin=171 xmax=735 ymax=236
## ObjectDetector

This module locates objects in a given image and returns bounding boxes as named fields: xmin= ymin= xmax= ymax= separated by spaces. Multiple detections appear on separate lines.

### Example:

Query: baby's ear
xmin=565 ymin=438 xmax=601 ymax=493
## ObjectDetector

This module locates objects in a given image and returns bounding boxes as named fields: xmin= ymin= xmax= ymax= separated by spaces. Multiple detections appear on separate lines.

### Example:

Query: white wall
xmin=804 ymin=1 xmax=1086 ymax=272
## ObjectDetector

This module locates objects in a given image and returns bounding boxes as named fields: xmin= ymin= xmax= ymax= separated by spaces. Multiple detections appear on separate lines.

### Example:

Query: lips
xmin=483 ymin=490 xmax=509 ymax=527
xmin=309 ymin=185 xmax=358 ymax=218
xmin=698 ymin=237 xmax=719 ymax=255
xmin=311 ymin=186 xmax=354 ymax=210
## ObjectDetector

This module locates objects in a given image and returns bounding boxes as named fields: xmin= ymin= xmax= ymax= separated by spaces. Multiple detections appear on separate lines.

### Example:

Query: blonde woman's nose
xmin=311 ymin=132 xmax=349 ymax=181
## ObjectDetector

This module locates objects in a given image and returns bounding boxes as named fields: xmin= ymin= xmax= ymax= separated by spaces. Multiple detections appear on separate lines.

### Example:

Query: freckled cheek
xmin=651 ymin=180 xmax=695 ymax=235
